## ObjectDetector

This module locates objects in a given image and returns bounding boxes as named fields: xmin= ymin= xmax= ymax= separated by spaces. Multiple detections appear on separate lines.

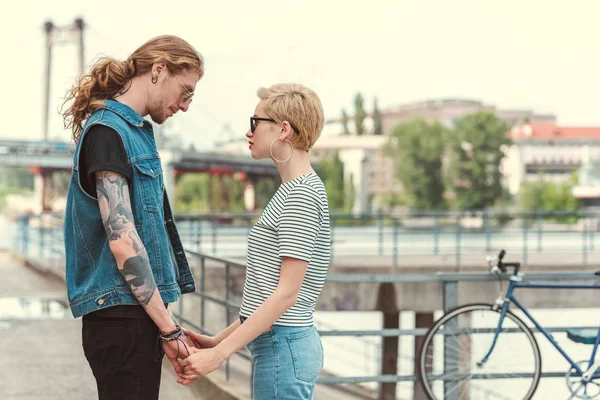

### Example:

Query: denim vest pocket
xmin=286 ymin=327 xmax=323 ymax=383
xmin=133 ymin=158 xmax=163 ymax=213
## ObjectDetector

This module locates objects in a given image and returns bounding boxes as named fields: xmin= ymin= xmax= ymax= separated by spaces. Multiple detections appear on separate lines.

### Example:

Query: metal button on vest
xmin=97 ymin=298 xmax=105 ymax=305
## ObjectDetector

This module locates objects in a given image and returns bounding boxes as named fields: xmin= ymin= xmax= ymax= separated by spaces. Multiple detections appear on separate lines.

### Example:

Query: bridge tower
xmin=43 ymin=18 xmax=85 ymax=141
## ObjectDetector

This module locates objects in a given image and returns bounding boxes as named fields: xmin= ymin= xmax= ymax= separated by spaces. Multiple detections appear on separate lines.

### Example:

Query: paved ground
xmin=1 ymin=252 xmax=371 ymax=400
xmin=0 ymin=252 xmax=200 ymax=400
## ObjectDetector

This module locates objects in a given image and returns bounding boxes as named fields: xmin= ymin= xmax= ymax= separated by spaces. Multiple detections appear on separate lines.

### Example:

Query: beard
xmin=148 ymin=97 xmax=168 ymax=125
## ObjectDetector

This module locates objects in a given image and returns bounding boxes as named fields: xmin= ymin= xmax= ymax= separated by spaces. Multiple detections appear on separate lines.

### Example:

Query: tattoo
xmin=122 ymin=256 xmax=156 ymax=307
xmin=96 ymin=173 xmax=134 ymax=241
xmin=96 ymin=171 xmax=156 ymax=308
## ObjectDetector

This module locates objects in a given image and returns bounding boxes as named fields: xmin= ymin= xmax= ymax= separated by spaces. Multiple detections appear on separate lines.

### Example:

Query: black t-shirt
xmin=80 ymin=125 xmax=133 ymax=198
xmin=80 ymin=125 xmax=143 ymax=318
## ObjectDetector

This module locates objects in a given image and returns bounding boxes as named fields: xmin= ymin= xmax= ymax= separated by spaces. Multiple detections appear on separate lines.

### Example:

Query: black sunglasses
xmin=250 ymin=117 xmax=300 ymax=135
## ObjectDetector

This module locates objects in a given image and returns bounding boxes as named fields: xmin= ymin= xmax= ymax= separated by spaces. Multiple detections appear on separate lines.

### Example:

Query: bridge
xmin=0 ymin=138 xmax=278 ymax=212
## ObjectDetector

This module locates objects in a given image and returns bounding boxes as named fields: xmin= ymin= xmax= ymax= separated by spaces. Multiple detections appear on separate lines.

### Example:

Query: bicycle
xmin=418 ymin=250 xmax=600 ymax=400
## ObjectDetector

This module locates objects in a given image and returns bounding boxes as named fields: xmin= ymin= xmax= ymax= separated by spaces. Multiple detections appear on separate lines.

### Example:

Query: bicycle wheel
xmin=418 ymin=303 xmax=541 ymax=400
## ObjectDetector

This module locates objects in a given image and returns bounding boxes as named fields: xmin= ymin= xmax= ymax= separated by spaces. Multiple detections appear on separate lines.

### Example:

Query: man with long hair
xmin=61 ymin=35 xmax=203 ymax=400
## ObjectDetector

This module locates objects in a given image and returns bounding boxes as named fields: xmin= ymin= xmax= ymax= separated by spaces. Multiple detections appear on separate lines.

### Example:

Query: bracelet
xmin=159 ymin=325 xmax=183 ymax=342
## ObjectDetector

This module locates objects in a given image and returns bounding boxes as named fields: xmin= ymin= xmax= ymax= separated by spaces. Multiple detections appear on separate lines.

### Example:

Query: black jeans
xmin=82 ymin=305 xmax=163 ymax=400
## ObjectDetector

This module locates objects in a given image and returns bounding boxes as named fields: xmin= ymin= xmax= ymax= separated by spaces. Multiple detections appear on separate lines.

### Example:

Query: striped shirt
xmin=239 ymin=173 xmax=331 ymax=326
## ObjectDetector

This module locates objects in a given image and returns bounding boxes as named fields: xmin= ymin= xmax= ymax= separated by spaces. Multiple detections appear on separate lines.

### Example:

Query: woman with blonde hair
xmin=180 ymin=83 xmax=331 ymax=399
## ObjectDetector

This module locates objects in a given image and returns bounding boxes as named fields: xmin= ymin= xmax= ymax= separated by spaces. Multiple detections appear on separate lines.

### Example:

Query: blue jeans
xmin=246 ymin=323 xmax=324 ymax=399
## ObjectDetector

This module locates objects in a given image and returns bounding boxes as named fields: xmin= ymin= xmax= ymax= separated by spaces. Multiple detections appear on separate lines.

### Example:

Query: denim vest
xmin=63 ymin=100 xmax=195 ymax=318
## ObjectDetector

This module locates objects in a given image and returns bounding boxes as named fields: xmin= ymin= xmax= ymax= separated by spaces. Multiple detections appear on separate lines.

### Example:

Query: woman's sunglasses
xmin=250 ymin=117 xmax=300 ymax=135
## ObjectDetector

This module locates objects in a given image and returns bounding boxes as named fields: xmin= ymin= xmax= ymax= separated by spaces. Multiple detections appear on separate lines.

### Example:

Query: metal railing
xmin=7 ymin=212 xmax=600 ymax=399
xmin=174 ymin=209 xmax=599 ymax=267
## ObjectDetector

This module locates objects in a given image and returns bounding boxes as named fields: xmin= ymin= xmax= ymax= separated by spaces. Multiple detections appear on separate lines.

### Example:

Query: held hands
xmin=162 ymin=332 xmax=196 ymax=376
xmin=182 ymin=328 xmax=218 ymax=349
xmin=175 ymin=329 xmax=226 ymax=385
xmin=177 ymin=347 xmax=228 ymax=385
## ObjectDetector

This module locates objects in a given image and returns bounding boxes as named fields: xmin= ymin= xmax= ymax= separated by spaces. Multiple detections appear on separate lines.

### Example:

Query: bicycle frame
xmin=481 ymin=276 xmax=600 ymax=379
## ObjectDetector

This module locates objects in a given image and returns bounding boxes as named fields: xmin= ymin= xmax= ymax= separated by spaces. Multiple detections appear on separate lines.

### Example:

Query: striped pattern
xmin=239 ymin=173 xmax=331 ymax=326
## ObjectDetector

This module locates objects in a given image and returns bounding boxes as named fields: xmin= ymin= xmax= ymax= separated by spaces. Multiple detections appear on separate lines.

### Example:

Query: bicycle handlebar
xmin=489 ymin=249 xmax=521 ymax=275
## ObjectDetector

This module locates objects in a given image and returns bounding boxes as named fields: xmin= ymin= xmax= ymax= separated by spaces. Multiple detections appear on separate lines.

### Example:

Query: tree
xmin=445 ymin=111 xmax=511 ymax=210
xmin=319 ymin=152 xmax=354 ymax=211
xmin=255 ymin=177 xmax=279 ymax=209
xmin=341 ymin=109 xmax=350 ymax=135
xmin=521 ymin=173 xmax=580 ymax=213
xmin=385 ymin=118 xmax=447 ymax=209
xmin=373 ymin=97 xmax=383 ymax=135
xmin=175 ymin=174 xmax=210 ymax=212
xmin=354 ymin=93 xmax=366 ymax=135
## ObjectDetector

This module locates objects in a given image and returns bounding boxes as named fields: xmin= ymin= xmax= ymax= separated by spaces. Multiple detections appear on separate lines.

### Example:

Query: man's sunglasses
xmin=250 ymin=117 xmax=300 ymax=134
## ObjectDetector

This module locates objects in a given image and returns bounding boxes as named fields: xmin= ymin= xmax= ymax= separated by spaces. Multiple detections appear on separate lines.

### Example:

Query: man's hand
xmin=162 ymin=334 xmax=196 ymax=375
xmin=182 ymin=328 xmax=218 ymax=349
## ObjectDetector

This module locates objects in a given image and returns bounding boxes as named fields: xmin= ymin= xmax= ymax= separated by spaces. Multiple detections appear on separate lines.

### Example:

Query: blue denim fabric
xmin=63 ymin=100 xmax=195 ymax=318
xmin=247 ymin=324 xmax=324 ymax=400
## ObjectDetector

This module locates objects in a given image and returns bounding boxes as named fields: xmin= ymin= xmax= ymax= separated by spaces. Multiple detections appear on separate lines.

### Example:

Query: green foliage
xmin=520 ymin=173 xmax=580 ymax=218
xmin=0 ymin=167 xmax=34 ymax=190
xmin=385 ymin=118 xmax=447 ymax=209
xmin=174 ymin=174 xmax=247 ymax=213
xmin=320 ymin=152 xmax=354 ymax=211
xmin=255 ymin=177 xmax=279 ymax=209
xmin=175 ymin=174 xmax=210 ymax=213
xmin=341 ymin=109 xmax=350 ymax=135
xmin=373 ymin=97 xmax=383 ymax=135
xmin=354 ymin=93 xmax=366 ymax=136
xmin=445 ymin=112 xmax=511 ymax=210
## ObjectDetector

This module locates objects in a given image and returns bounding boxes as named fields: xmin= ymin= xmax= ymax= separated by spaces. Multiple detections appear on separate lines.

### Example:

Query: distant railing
xmin=175 ymin=209 xmax=599 ymax=266
xmin=10 ymin=209 xmax=600 ymax=267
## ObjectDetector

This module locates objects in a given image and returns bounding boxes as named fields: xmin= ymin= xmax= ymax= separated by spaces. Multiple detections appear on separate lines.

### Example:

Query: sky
xmin=1 ymin=0 xmax=599 ymax=150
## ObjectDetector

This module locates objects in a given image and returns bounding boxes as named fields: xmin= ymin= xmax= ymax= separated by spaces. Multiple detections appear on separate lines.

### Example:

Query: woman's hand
xmin=176 ymin=347 xmax=228 ymax=385
xmin=181 ymin=328 xmax=218 ymax=349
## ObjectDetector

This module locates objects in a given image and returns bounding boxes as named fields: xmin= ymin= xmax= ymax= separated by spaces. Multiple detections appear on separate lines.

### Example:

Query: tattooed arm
xmin=95 ymin=171 xmax=176 ymax=333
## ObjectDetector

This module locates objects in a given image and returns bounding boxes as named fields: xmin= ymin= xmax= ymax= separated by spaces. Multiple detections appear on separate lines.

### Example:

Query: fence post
xmin=484 ymin=210 xmax=491 ymax=252
xmin=583 ymin=212 xmax=588 ymax=266
xmin=22 ymin=215 xmax=30 ymax=256
xmin=378 ymin=209 xmax=384 ymax=256
xmin=522 ymin=213 xmax=528 ymax=266
xmin=455 ymin=214 xmax=462 ymax=268
xmin=393 ymin=218 xmax=398 ymax=268
xmin=212 ymin=219 xmax=217 ymax=255
xmin=536 ymin=211 xmax=542 ymax=253
xmin=39 ymin=222 xmax=45 ymax=258
xmin=195 ymin=219 xmax=202 ymax=252
xmin=434 ymin=214 xmax=440 ymax=255
xmin=200 ymin=257 xmax=206 ymax=330
xmin=225 ymin=263 xmax=231 ymax=381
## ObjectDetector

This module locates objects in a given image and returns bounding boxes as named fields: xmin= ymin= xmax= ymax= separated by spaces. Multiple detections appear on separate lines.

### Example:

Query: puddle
xmin=0 ymin=297 xmax=71 ymax=319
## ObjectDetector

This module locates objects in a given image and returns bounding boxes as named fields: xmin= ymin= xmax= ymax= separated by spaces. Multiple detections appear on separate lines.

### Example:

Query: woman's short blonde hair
xmin=257 ymin=83 xmax=324 ymax=151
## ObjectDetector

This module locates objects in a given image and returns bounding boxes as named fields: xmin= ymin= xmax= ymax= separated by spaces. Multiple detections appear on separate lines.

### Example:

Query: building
xmin=319 ymin=99 xmax=557 ymax=210
xmin=503 ymin=124 xmax=600 ymax=195
xmin=324 ymin=98 xmax=556 ymax=137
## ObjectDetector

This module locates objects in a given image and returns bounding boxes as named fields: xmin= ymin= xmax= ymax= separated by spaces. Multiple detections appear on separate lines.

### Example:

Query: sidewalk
xmin=6 ymin=252 xmax=373 ymax=400
xmin=0 ymin=251 xmax=204 ymax=400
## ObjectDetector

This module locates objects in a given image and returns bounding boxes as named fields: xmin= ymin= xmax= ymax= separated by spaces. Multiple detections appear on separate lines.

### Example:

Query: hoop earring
xmin=270 ymin=138 xmax=294 ymax=163
xmin=151 ymin=76 xmax=158 ymax=84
